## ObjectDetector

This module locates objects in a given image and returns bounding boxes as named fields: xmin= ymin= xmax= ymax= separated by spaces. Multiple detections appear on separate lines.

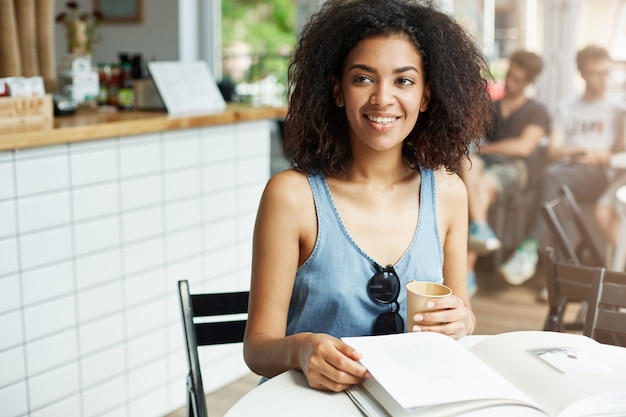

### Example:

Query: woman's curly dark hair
xmin=283 ymin=0 xmax=494 ymax=175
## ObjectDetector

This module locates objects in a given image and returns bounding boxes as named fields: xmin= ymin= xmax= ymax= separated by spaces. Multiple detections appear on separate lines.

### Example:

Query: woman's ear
xmin=333 ymin=77 xmax=344 ymax=107
xmin=420 ymin=82 xmax=431 ymax=112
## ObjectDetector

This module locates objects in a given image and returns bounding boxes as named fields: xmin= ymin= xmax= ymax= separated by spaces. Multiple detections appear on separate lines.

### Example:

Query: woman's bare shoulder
xmin=262 ymin=169 xmax=314 ymax=209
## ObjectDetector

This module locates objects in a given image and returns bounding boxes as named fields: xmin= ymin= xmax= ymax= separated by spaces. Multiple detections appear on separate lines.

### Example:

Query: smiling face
xmin=333 ymin=34 xmax=430 ymax=154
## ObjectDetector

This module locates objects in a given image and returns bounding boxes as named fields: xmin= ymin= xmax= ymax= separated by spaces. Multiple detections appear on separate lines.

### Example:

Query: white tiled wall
xmin=0 ymin=120 xmax=272 ymax=417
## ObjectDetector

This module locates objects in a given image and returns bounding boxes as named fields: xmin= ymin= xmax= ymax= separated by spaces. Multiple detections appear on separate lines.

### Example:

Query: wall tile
xmin=81 ymin=344 xmax=125 ymax=388
xmin=237 ymin=182 xmax=265 ymax=215
xmin=73 ymin=216 xmax=120 ymax=256
xmin=162 ymin=131 xmax=200 ymax=171
xmin=236 ymin=120 xmax=271 ymax=157
xmin=30 ymin=395 xmax=80 ymax=417
xmin=70 ymin=142 xmax=118 ymax=187
xmin=77 ymin=280 xmax=123 ymax=323
xmin=15 ymin=153 xmax=69 ymax=196
xmin=203 ymin=246 xmax=237 ymax=281
xmin=0 ymin=237 xmax=19 ymax=276
xmin=126 ymin=298 xmax=165 ymax=337
xmin=17 ymin=191 xmax=71 ymax=234
xmin=203 ymin=160 xmax=236 ymax=193
xmin=127 ymin=328 xmax=166 ymax=369
xmin=123 ymin=238 xmax=163 ymax=275
xmin=28 ymin=362 xmax=79 ymax=411
xmin=120 ymin=175 xmax=162 ymax=211
xmin=0 ymin=345 xmax=25 ymax=387
xmin=0 ymin=309 xmax=23 ymax=350
xmin=128 ymin=388 xmax=168 ymax=417
xmin=125 ymin=268 xmax=164 ymax=309
xmin=201 ymin=124 xmax=236 ymax=163
xmin=72 ymin=182 xmax=119 ymax=222
xmin=128 ymin=360 xmax=167 ymax=398
xmin=75 ymin=249 xmax=121 ymax=290
xmin=0 ymin=159 xmax=15 ymax=200
xmin=237 ymin=155 xmax=269 ymax=186
xmin=163 ymin=168 xmax=201 ymax=202
xmin=26 ymin=329 xmax=78 ymax=375
xmin=165 ymin=198 xmax=201 ymax=233
xmin=203 ymin=189 xmax=236 ymax=223
xmin=0 ymin=274 xmax=20 ymax=314
xmin=122 ymin=206 xmax=162 ymax=243
xmin=119 ymin=133 xmax=161 ymax=178
xmin=97 ymin=405 xmax=127 ymax=417
xmin=19 ymin=226 xmax=73 ymax=271
xmin=0 ymin=381 xmax=28 ymax=417
xmin=22 ymin=261 xmax=73 ymax=306
xmin=204 ymin=218 xmax=236 ymax=251
xmin=23 ymin=295 xmax=75 ymax=341
xmin=165 ymin=228 xmax=202 ymax=263
xmin=82 ymin=375 xmax=126 ymax=417
xmin=0 ymin=199 xmax=16 ymax=238
xmin=79 ymin=313 xmax=124 ymax=356
xmin=165 ymin=258 xmax=202 ymax=308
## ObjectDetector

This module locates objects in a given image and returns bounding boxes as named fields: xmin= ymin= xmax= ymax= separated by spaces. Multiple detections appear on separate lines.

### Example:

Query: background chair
xmin=584 ymin=269 xmax=626 ymax=347
xmin=488 ymin=139 xmax=549 ymax=275
xmin=541 ymin=184 xmax=605 ymax=267
xmin=178 ymin=280 xmax=249 ymax=417
xmin=542 ymin=247 xmax=604 ymax=332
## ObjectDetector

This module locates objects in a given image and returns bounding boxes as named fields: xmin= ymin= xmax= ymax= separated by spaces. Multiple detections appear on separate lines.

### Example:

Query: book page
xmin=469 ymin=331 xmax=626 ymax=417
xmin=343 ymin=332 xmax=538 ymax=411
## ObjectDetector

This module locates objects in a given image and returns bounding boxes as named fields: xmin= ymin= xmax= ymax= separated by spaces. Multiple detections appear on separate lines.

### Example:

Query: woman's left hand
xmin=408 ymin=294 xmax=472 ymax=339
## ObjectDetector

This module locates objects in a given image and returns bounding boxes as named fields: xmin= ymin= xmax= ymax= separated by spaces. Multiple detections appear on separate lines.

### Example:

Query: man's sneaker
xmin=467 ymin=270 xmax=478 ymax=298
xmin=500 ymin=238 xmax=540 ymax=285
xmin=468 ymin=222 xmax=501 ymax=255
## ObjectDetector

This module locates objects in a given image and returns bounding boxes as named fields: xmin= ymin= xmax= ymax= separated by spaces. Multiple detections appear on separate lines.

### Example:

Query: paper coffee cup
xmin=406 ymin=281 xmax=452 ymax=330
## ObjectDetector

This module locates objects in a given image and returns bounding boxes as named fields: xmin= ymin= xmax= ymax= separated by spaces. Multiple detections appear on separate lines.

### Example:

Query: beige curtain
xmin=0 ymin=0 xmax=56 ymax=92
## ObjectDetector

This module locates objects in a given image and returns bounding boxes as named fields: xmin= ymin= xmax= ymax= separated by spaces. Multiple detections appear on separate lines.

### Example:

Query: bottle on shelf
xmin=117 ymin=62 xmax=134 ymax=111
xmin=107 ymin=64 xmax=120 ymax=107
xmin=97 ymin=63 xmax=111 ymax=106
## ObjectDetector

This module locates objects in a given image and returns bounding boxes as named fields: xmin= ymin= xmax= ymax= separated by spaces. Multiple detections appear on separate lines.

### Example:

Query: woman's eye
xmin=397 ymin=78 xmax=415 ymax=86
xmin=353 ymin=75 xmax=373 ymax=84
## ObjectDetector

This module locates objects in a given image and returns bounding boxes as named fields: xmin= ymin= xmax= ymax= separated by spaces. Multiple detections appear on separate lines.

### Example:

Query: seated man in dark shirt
xmin=460 ymin=50 xmax=551 ymax=294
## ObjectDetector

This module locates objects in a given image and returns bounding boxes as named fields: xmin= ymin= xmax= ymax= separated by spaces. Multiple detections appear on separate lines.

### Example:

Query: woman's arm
xmin=413 ymin=169 xmax=475 ymax=338
xmin=243 ymin=170 xmax=367 ymax=391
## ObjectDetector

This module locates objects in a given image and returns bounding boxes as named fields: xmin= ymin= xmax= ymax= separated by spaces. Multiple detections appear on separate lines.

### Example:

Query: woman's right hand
xmin=294 ymin=333 xmax=369 ymax=392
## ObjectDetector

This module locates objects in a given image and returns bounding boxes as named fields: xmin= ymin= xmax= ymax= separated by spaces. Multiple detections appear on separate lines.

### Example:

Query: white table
xmin=224 ymin=336 xmax=488 ymax=417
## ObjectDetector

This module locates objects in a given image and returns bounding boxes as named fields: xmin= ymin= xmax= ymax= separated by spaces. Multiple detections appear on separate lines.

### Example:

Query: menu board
xmin=147 ymin=61 xmax=226 ymax=116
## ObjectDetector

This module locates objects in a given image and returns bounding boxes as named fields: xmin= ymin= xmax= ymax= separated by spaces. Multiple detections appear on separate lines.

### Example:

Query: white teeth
xmin=367 ymin=116 xmax=395 ymax=124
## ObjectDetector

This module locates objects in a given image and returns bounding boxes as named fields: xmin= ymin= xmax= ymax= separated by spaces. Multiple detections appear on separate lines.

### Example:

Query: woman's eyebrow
xmin=347 ymin=64 xmax=420 ymax=74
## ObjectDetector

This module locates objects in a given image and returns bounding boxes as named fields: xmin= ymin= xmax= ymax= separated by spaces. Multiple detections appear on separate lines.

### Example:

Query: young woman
xmin=244 ymin=0 xmax=494 ymax=392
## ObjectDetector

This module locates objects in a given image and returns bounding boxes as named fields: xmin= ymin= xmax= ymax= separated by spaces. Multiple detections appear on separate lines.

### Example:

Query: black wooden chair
xmin=178 ymin=280 xmax=249 ymax=417
xmin=542 ymin=247 xmax=604 ymax=332
xmin=584 ymin=269 xmax=626 ymax=347
xmin=541 ymin=184 xmax=604 ymax=268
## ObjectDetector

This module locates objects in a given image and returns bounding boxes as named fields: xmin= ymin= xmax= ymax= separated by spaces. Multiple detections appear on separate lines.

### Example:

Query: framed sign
xmin=148 ymin=61 xmax=226 ymax=116
xmin=94 ymin=0 xmax=142 ymax=23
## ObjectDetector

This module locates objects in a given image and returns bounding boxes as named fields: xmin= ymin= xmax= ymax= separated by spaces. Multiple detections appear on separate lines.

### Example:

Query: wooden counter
xmin=0 ymin=104 xmax=286 ymax=151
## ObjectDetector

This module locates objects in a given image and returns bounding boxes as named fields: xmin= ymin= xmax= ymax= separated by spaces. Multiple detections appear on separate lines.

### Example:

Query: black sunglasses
xmin=367 ymin=264 xmax=404 ymax=335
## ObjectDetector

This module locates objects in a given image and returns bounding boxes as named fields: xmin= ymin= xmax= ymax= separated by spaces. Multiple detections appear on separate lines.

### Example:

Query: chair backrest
xmin=542 ymin=247 xmax=605 ymax=332
xmin=584 ymin=269 xmax=626 ymax=347
xmin=541 ymin=184 xmax=604 ymax=267
xmin=178 ymin=280 xmax=249 ymax=417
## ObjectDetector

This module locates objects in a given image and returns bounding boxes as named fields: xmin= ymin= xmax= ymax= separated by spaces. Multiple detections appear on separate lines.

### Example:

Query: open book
xmin=343 ymin=331 xmax=626 ymax=417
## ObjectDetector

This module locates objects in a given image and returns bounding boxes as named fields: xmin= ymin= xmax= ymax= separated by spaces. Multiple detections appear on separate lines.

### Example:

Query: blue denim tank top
xmin=285 ymin=170 xmax=444 ymax=338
